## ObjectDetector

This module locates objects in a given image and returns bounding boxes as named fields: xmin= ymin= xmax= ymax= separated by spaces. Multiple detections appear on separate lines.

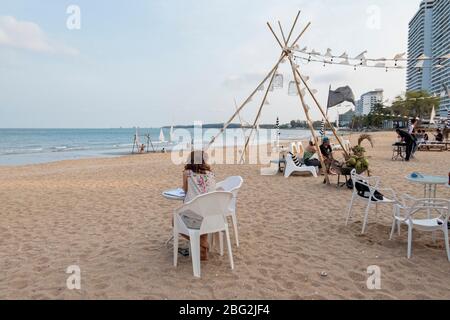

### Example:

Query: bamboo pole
xmin=278 ymin=21 xmax=286 ymax=44
xmin=234 ymin=98 xmax=247 ymax=142
xmin=285 ymin=10 xmax=301 ymax=45
xmin=239 ymin=58 xmax=283 ymax=163
xmin=207 ymin=54 xmax=287 ymax=149
xmin=294 ymin=68 xmax=349 ymax=157
xmin=290 ymin=22 xmax=311 ymax=48
xmin=288 ymin=56 xmax=330 ymax=184
xmin=270 ymin=21 xmax=348 ymax=156
xmin=132 ymin=135 xmax=137 ymax=154
xmin=268 ymin=22 xmax=284 ymax=49
xmin=269 ymin=20 xmax=330 ymax=183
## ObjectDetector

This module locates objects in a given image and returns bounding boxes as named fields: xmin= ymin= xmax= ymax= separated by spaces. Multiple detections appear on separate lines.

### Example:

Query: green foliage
xmin=390 ymin=90 xmax=440 ymax=119
xmin=350 ymin=90 xmax=440 ymax=130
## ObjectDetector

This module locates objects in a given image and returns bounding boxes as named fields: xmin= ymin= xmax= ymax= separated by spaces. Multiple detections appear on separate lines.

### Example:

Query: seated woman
xmin=303 ymin=141 xmax=321 ymax=168
xmin=319 ymin=137 xmax=336 ymax=174
xmin=181 ymin=150 xmax=216 ymax=261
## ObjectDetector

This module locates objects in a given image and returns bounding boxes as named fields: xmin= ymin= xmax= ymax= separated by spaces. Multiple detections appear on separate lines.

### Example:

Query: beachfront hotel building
xmin=355 ymin=89 xmax=384 ymax=116
xmin=407 ymin=0 xmax=450 ymax=118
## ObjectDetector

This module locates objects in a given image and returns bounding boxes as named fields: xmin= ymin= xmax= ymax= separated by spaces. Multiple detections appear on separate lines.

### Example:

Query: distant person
xmin=396 ymin=128 xmax=414 ymax=161
xmin=435 ymin=129 xmax=443 ymax=142
xmin=408 ymin=118 xmax=417 ymax=135
xmin=423 ymin=130 xmax=429 ymax=141
xmin=415 ymin=130 xmax=424 ymax=143
xmin=139 ymin=144 xmax=145 ymax=153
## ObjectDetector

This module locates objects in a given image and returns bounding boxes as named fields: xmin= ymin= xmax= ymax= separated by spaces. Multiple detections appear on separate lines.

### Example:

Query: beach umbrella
xmin=319 ymin=119 xmax=325 ymax=136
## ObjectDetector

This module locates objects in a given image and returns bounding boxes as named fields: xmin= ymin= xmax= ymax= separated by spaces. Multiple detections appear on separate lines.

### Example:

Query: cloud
xmin=0 ymin=16 xmax=78 ymax=55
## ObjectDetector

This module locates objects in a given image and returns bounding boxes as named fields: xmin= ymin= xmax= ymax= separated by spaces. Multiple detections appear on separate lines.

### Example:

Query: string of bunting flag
xmin=290 ymin=46 xmax=450 ymax=71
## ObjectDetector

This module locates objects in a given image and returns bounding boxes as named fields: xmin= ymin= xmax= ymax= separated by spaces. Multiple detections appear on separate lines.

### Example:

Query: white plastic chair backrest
xmin=297 ymin=141 xmax=305 ymax=157
xmin=291 ymin=143 xmax=298 ymax=155
xmin=179 ymin=191 xmax=233 ymax=233
xmin=216 ymin=176 xmax=243 ymax=196
xmin=216 ymin=176 xmax=243 ymax=211
xmin=350 ymin=169 xmax=380 ymax=196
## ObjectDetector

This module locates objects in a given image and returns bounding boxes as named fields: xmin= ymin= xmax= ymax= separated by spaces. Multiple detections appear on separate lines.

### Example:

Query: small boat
xmin=169 ymin=126 xmax=174 ymax=143
xmin=159 ymin=128 xmax=166 ymax=142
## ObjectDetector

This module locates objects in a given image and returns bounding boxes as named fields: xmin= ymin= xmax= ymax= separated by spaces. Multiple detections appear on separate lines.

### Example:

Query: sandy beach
xmin=0 ymin=131 xmax=449 ymax=300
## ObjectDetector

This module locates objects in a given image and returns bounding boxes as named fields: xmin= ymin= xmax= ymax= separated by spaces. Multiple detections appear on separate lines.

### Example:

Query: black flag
xmin=327 ymin=86 xmax=356 ymax=109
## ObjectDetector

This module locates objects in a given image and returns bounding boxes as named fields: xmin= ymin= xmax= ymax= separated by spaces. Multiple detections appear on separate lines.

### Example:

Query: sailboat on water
xmin=159 ymin=128 xmax=166 ymax=143
xmin=169 ymin=125 xmax=174 ymax=143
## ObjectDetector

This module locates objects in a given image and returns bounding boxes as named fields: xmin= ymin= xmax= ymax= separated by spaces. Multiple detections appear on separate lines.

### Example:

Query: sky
xmin=0 ymin=0 xmax=421 ymax=128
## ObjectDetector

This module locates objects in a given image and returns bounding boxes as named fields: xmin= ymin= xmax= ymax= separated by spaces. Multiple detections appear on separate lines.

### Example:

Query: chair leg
xmin=361 ymin=200 xmax=372 ymax=234
xmin=389 ymin=218 xmax=396 ymax=240
xmin=345 ymin=194 xmax=355 ymax=226
xmin=189 ymin=232 xmax=201 ymax=278
xmin=208 ymin=233 xmax=214 ymax=251
xmin=173 ymin=226 xmax=179 ymax=267
xmin=407 ymin=226 xmax=413 ymax=259
xmin=225 ymin=227 xmax=234 ymax=270
xmin=231 ymin=213 xmax=239 ymax=247
xmin=443 ymin=227 xmax=450 ymax=262
xmin=397 ymin=220 xmax=401 ymax=236
xmin=219 ymin=231 xmax=224 ymax=256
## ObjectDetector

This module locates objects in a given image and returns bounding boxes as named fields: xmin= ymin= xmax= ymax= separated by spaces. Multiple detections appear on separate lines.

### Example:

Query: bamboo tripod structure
xmin=208 ymin=11 xmax=349 ymax=184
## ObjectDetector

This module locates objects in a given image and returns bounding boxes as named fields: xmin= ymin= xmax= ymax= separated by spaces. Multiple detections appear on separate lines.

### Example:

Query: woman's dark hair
xmin=184 ymin=151 xmax=211 ymax=174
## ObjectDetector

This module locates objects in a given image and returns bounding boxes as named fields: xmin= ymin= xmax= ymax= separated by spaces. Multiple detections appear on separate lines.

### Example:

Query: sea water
xmin=0 ymin=128 xmax=314 ymax=166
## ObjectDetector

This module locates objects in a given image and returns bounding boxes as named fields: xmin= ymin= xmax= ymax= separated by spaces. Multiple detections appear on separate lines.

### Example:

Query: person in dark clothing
xmin=435 ymin=129 xmax=443 ymax=142
xmin=320 ymin=137 xmax=336 ymax=174
xmin=396 ymin=128 xmax=414 ymax=161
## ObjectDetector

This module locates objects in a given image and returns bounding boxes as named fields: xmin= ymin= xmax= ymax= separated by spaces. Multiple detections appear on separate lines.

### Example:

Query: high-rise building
xmin=406 ymin=0 xmax=434 ymax=92
xmin=430 ymin=0 xmax=450 ymax=117
xmin=355 ymin=89 xmax=384 ymax=116
xmin=407 ymin=0 xmax=450 ymax=118
xmin=338 ymin=110 xmax=355 ymax=128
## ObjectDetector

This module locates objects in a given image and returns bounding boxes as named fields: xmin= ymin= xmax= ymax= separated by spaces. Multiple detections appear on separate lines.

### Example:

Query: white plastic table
xmin=406 ymin=174 xmax=447 ymax=199
xmin=162 ymin=188 xmax=185 ymax=245
xmin=162 ymin=188 xmax=186 ymax=201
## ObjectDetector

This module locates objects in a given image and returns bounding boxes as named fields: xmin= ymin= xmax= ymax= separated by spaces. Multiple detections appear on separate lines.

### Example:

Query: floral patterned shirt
xmin=184 ymin=170 xmax=216 ymax=203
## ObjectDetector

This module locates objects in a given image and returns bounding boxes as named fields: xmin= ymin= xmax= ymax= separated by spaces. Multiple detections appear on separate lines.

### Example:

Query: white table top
xmin=162 ymin=188 xmax=186 ymax=201
xmin=406 ymin=174 xmax=448 ymax=185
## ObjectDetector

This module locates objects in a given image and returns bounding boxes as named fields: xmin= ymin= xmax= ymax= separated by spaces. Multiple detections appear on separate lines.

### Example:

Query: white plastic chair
xmin=284 ymin=153 xmax=318 ymax=178
xmin=290 ymin=142 xmax=298 ymax=155
xmin=390 ymin=197 xmax=450 ymax=261
xmin=346 ymin=169 xmax=398 ymax=234
xmin=173 ymin=191 xmax=234 ymax=278
xmin=216 ymin=176 xmax=244 ymax=247
xmin=332 ymin=139 xmax=351 ymax=152
xmin=296 ymin=141 xmax=305 ymax=157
